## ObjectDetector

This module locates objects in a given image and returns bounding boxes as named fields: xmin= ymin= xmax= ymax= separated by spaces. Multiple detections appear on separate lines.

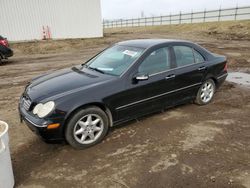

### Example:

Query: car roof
xmin=117 ymin=39 xmax=193 ymax=49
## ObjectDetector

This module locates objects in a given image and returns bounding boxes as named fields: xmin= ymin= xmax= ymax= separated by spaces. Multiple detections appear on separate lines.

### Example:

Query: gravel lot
xmin=0 ymin=21 xmax=250 ymax=187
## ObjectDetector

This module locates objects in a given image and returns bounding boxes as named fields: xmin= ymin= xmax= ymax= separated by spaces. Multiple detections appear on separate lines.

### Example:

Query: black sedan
xmin=0 ymin=35 xmax=13 ymax=64
xmin=19 ymin=39 xmax=228 ymax=149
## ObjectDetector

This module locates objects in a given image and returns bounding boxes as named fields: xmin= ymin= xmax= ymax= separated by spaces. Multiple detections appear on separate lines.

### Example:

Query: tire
xmin=0 ymin=55 xmax=2 ymax=65
xmin=195 ymin=79 xmax=216 ymax=105
xmin=65 ymin=106 xmax=109 ymax=149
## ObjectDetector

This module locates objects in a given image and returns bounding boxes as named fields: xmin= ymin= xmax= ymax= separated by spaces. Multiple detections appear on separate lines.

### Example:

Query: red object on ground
xmin=46 ymin=26 xmax=51 ymax=39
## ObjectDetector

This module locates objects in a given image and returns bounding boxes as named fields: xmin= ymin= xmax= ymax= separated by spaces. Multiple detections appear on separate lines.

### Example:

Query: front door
xmin=114 ymin=46 xmax=177 ymax=122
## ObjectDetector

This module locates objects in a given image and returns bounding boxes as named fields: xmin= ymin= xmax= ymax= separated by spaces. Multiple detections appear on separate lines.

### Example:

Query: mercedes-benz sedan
xmin=19 ymin=39 xmax=228 ymax=149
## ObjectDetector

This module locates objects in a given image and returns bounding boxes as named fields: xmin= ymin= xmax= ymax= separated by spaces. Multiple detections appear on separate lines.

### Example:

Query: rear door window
xmin=173 ymin=46 xmax=195 ymax=67
xmin=193 ymin=49 xmax=205 ymax=63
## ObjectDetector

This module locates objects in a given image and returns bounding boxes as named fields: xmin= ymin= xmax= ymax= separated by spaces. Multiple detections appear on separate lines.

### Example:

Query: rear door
xmin=171 ymin=45 xmax=207 ymax=102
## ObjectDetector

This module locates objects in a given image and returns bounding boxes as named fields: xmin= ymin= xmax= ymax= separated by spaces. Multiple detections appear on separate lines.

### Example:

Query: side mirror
xmin=135 ymin=74 xmax=149 ymax=81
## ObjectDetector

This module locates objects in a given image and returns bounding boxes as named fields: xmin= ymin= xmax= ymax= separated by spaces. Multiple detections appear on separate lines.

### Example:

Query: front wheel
xmin=0 ymin=55 xmax=3 ymax=65
xmin=195 ymin=79 xmax=216 ymax=105
xmin=65 ymin=106 xmax=109 ymax=149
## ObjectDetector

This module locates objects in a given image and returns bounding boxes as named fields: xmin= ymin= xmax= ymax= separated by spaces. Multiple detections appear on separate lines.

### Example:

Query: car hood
xmin=26 ymin=66 xmax=116 ymax=101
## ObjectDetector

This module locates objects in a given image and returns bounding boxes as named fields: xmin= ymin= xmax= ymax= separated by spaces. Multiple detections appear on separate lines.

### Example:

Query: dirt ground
xmin=0 ymin=21 xmax=250 ymax=188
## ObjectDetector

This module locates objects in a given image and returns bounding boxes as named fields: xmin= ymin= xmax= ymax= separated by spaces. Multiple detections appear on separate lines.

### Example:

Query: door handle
xmin=165 ymin=74 xmax=176 ymax=80
xmin=198 ymin=66 xmax=206 ymax=71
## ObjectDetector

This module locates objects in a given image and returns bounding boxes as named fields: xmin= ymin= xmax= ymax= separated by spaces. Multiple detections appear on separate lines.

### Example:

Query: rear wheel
xmin=195 ymin=79 xmax=215 ymax=105
xmin=65 ymin=106 xmax=109 ymax=149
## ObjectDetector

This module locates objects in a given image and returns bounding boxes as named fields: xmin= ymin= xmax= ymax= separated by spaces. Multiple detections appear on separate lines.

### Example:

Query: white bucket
xmin=0 ymin=121 xmax=14 ymax=188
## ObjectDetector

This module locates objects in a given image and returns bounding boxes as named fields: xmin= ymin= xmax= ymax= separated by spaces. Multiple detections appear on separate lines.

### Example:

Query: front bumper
xmin=19 ymin=101 xmax=65 ymax=142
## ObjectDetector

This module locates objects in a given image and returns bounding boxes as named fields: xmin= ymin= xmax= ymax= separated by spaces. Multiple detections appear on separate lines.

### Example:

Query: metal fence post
xmin=218 ymin=6 xmax=221 ymax=21
xmin=179 ymin=11 xmax=182 ymax=24
xmin=235 ymin=5 xmax=238 ymax=20
xmin=169 ymin=13 xmax=171 ymax=25
xmin=191 ymin=10 xmax=193 ymax=23
xmin=152 ymin=17 xmax=154 ymax=26
xmin=160 ymin=15 xmax=163 ymax=25
xmin=203 ymin=9 xmax=206 ymax=22
xmin=132 ymin=19 xmax=134 ymax=27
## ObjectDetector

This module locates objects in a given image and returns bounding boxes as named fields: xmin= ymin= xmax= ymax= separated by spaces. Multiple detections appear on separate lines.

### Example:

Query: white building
xmin=0 ymin=0 xmax=103 ymax=41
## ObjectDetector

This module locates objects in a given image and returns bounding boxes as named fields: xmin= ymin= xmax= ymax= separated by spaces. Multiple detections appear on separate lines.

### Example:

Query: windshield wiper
xmin=87 ymin=66 xmax=105 ymax=74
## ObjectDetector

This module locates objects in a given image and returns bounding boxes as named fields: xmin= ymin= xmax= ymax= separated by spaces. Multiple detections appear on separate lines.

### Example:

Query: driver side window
xmin=138 ymin=47 xmax=170 ymax=75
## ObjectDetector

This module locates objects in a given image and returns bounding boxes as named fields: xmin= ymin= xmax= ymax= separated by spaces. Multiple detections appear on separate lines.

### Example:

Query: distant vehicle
xmin=19 ymin=39 xmax=228 ymax=149
xmin=0 ymin=36 xmax=13 ymax=64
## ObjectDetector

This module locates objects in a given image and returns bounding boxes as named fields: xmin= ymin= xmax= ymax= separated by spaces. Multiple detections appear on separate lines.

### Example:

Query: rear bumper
xmin=0 ymin=46 xmax=13 ymax=58
xmin=216 ymin=73 xmax=228 ymax=88
xmin=5 ymin=49 xmax=13 ymax=58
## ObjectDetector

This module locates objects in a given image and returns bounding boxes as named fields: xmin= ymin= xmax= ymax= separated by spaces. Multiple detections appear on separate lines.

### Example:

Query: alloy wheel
xmin=73 ymin=114 xmax=104 ymax=145
xmin=200 ymin=81 xmax=214 ymax=103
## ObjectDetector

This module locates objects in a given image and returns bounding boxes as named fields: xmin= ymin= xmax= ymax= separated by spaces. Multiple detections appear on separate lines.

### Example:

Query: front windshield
xmin=86 ymin=45 xmax=144 ymax=76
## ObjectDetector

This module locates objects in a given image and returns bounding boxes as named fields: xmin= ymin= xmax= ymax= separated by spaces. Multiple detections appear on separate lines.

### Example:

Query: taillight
xmin=0 ymin=39 xmax=8 ymax=47
xmin=223 ymin=62 xmax=227 ymax=72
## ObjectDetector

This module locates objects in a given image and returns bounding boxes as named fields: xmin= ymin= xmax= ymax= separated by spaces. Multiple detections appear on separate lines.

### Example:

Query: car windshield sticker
xmin=123 ymin=50 xmax=138 ymax=57
xmin=98 ymin=67 xmax=114 ymax=71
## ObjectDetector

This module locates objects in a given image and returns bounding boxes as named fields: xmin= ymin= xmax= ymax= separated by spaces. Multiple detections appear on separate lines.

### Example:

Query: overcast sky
xmin=101 ymin=0 xmax=250 ymax=20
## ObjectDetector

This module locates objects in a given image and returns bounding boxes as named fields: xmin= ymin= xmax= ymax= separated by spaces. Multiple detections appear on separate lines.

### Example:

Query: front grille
xmin=22 ymin=97 xmax=32 ymax=111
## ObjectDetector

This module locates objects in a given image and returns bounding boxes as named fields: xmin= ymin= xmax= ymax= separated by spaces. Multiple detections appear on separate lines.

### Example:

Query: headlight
xmin=33 ymin=101 xmax=55 ymax=118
